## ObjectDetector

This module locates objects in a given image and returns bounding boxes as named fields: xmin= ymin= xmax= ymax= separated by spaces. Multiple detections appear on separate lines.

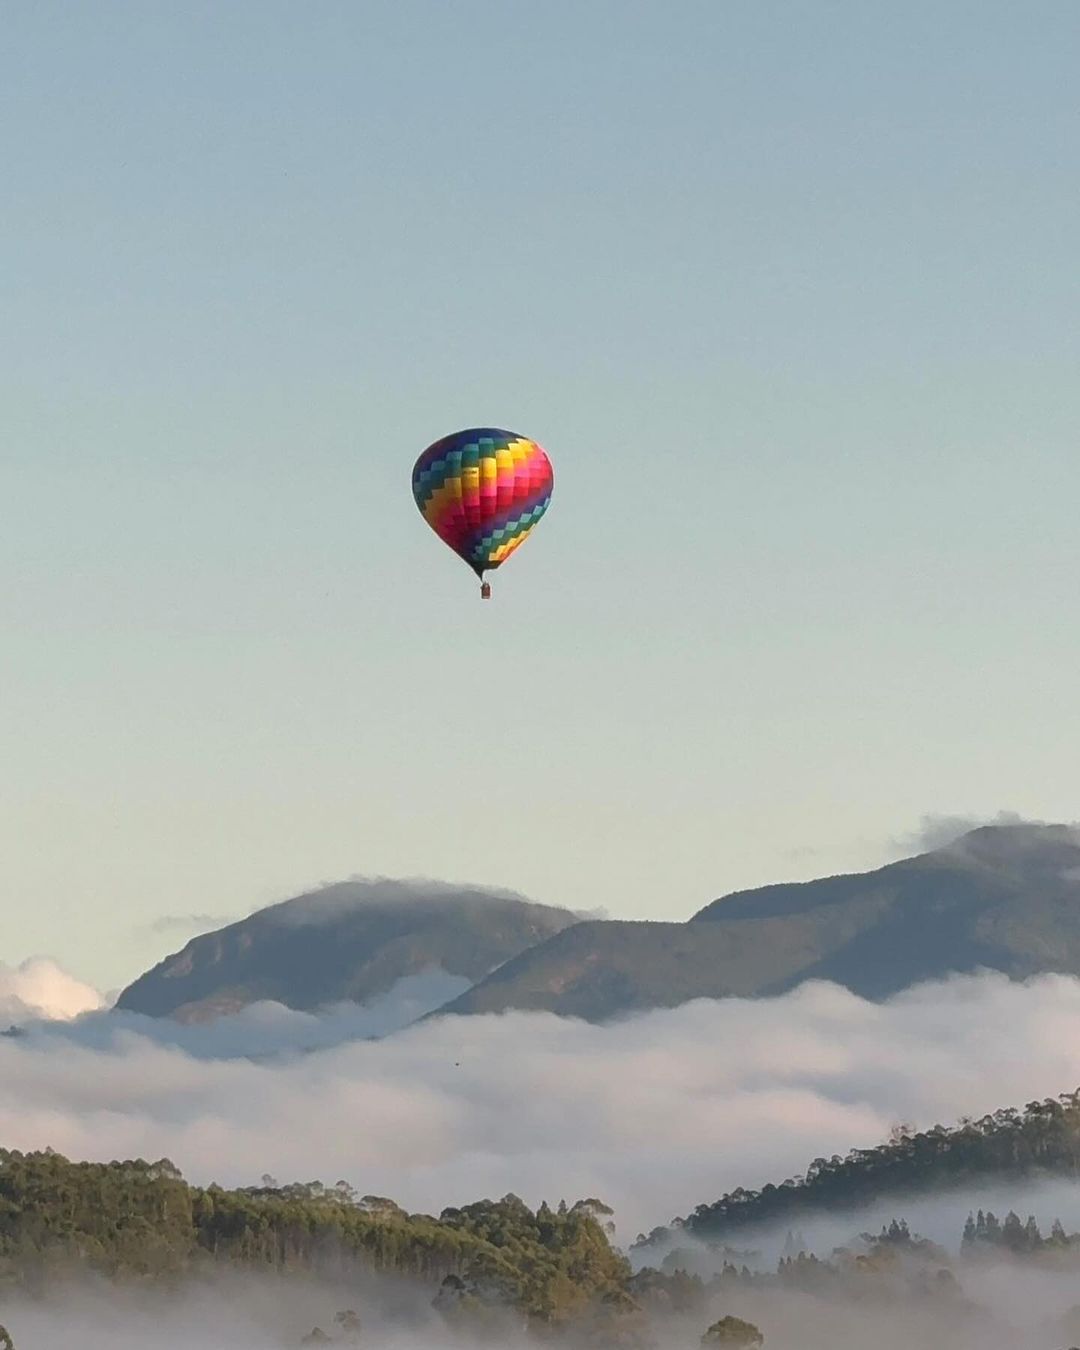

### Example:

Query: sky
xmin=2 ymin=1 xmax=1078 ymax=989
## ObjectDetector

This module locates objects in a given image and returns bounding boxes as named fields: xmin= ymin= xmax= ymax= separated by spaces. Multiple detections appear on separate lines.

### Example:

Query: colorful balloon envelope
xmin=412 ymin=428 xmax=553 ymax=595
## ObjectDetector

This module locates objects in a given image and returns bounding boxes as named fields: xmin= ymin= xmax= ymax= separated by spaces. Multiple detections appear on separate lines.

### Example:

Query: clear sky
xmin=3 ymin=1 xmax=1078 ymax=989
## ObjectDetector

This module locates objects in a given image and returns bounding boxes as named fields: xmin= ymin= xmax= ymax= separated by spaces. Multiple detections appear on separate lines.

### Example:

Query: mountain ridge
xmin=439 ymin=823 xmax=1080 ymax=1019
xmin=116 ymin=880 xmax=580 ymax=1022
xmin=117 ymin=824 xmax=1080 ymax=1024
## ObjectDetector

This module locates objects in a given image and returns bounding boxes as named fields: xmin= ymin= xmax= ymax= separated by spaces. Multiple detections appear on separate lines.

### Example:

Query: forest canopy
xmin=637 ymin=1089 xmax=1080 ymax=1249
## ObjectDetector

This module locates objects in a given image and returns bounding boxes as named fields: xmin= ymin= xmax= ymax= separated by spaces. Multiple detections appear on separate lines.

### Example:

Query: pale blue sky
xmin=3 ymin=1 xmax=1078 ymax=988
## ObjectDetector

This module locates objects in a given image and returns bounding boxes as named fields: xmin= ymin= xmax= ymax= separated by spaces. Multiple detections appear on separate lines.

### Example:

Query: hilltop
xmin=115 ymin=880 xmax=579 ymax=1022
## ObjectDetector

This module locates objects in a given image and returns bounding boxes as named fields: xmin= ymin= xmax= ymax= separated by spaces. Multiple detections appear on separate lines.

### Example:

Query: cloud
xmin=0 ymin=1268 xmax=488 ymax=1350
xmin=10 ymin=973 xmax=1080 ymax=1350
xmin=890 ymin=811 xmax=1080 ymax=858
xmin=143 ymin=913 xmax=233 ymax=936
xmin=261 ymin=876 xmax=543 ymax=927
xmin=6 ymin=971 xmax=1080 ymax=1243
xmin=893 ymin=810 xmax=1030 ymax=855
xmin=0 ymin=957 xmax=105 ymax=1025
xmin=6 ymin=1240 xmax=1080 ymax=1350
xmin=18 ymin=968 xmax=473 ymax=1058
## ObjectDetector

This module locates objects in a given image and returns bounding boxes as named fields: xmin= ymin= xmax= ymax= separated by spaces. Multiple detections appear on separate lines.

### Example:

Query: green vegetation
xmin=639 ymin=1089 xmax=1080 ymax=1246
xmin=701 ymin=1316 xmax=763 ymax=1348
xmin=0 ymin=1148 xmax=629 ymax=1332
xmin=13 ymin=1091 xmax=1080 ymax=1347
xmin=962 ymin=1208 xmax=1078 ymax=1256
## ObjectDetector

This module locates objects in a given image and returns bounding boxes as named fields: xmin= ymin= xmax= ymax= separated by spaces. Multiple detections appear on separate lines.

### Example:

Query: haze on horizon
xmin=3 ymin=1 xmax=1078 ymax=990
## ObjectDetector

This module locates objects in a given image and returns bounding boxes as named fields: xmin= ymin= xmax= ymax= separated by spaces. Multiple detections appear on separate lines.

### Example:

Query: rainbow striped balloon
xmin=412 ymin=428 xmax=554 ymax=582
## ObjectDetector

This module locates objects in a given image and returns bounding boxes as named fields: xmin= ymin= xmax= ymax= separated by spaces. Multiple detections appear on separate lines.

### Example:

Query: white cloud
xmin=0 ymin=957 xmax=105 ymax=1024
xmin=5 ymin=971 xmax=1080 ymax=1244
xmin=891 ymin=811 xmax=1079 ymax=856
xmin=0 ymin=1270 xmax=499 ymax=1350
xmin=8 ymin=971 xmax=1080 ymax=1350
xmin=262 ymin=877 xmax=541 ymax=927
xmin=19 ymin=968 xmax=472 ymax=1057
xmin=142 ymin=913 xmax=234 ymax=936
xmin=5 ymin=1255 xmax=1080 ymax=1350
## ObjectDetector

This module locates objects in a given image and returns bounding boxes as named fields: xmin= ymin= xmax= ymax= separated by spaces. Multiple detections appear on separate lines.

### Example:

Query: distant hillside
xmin=116 ymin=881 xmax=580 ymax=1022
xmin=433 ymin=906 xmax=873 ymax=1020
xmin=635 ymin=1087 xmax=1080 ymax=1250
xmin=440 ymin=824 xmax=1080 ymax=1020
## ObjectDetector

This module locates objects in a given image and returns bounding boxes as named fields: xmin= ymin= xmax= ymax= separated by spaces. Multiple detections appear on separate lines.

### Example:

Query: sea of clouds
xmin=6 ymin=966 xmax=1080 ymax=1244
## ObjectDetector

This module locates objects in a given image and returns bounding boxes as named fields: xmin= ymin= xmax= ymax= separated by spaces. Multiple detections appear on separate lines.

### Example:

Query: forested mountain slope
xmin=636 ymin=1087 xmax=1080 ymax=1250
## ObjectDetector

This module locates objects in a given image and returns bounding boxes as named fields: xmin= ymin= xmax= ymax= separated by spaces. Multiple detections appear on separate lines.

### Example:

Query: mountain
xmin=429 ymin=916 xmax=855 ymax=1021
xmin=437 ymin=824 xmax=1080 ymax=1020
xmin=118 ymin=824 xmax=1080 ymax=1025
xmin=115 ymin=881 xmax=580 ymax=1022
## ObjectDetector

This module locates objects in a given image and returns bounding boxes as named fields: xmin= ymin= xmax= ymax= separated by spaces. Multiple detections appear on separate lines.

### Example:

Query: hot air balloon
xmin=411 ymin=428 xmax=553 ymax=599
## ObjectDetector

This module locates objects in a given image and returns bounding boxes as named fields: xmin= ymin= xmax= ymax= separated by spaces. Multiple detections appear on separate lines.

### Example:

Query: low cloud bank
xmin=1 ymin=1269 xmax=492 ymax=1350
xmin=8 ymin=1220 xmax=1080 ymax=1350
xmin=15 ymin=968 xmax=472 ymax=1057
xmin=261 ymin=877 xmax=543 ymax=927
xmin=0 ymin=957 xmax=105 ymax=1024
xmin=5 ymin=971 xmax=1080 ymax=1241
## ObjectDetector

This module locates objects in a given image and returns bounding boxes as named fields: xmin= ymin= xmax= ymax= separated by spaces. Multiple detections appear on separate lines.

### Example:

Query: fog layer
xmin=5 ymin=971 xmax=1080 ymax=1240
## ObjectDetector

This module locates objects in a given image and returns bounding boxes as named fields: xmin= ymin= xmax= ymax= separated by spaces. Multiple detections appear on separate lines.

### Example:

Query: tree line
xmin=637 ymin=1089 xmax=1080 ymax=1248
xmin=10 ymin=1117 xmax=1080 ymax=1350
xmin=0 ymin=1147 xmax=633 ymax=1331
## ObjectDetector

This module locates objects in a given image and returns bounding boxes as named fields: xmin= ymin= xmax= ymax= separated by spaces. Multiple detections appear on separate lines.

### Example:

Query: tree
xmin=572 ymin=1197 xmax=618 ymax=1237
xmin=701 ymin=1315 xmax=764 ymax=1348
xmin=0 ymin=1325 xmax=13 ymax=1350
xmin=358 ymin=1195 xmax=404 ymax=1216
xmin=628 ymin=1266 xmax=705 ymax=1316
xmin=1001 ymin=1211 xmax=1025 ymax=1251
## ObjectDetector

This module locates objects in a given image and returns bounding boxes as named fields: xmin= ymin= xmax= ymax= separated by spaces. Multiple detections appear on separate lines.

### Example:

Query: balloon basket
xmin=480 ymin=582 xmax=491 ymax=600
